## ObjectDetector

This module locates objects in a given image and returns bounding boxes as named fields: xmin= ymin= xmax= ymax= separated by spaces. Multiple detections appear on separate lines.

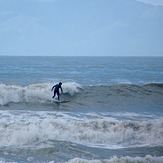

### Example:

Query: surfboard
xmin=53 ymin=100 xmax=70 ymax=104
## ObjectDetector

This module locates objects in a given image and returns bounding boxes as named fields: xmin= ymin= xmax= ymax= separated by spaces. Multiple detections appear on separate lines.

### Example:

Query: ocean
xmin=0 ymin=56 xmax=163 ymax=163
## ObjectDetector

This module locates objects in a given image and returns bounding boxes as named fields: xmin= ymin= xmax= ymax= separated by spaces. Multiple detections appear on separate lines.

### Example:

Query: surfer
xmin=51 ymin=82 xmax=63 ymax=101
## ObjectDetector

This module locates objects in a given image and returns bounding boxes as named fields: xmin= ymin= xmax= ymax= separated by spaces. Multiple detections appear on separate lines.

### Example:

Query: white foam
xmin=0 ymin=82 xmax=82 ymax=105
xmin=67 ymin=155 xmax=163 ymax=163
xmin=62 ymin=81 xmax=82 ymax=95
xmin=0 ymin=111 xmax=163 ymax=149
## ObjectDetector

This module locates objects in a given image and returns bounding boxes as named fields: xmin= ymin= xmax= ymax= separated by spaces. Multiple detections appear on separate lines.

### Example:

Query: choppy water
xmin=0 ymin=56 xmax=163 ymax=162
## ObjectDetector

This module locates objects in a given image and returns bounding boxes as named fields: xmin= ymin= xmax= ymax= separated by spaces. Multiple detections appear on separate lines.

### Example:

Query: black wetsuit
xmin=51 ymin=83 xmax=63 ymax=100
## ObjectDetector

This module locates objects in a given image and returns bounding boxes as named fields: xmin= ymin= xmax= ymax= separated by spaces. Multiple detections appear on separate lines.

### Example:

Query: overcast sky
xmin=0 ymin=0 xmax=163 ymax=56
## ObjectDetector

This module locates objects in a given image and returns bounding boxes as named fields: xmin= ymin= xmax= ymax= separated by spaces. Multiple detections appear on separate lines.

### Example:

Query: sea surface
xmin=0 ymin=56 xmax=163 ymax=163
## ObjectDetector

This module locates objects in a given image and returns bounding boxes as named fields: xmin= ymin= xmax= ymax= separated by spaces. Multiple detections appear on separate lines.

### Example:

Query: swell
xmin=74 ymin=82 xmax=163 ymax=110
xmin=0 ymin=82 xmax=162 ymax=109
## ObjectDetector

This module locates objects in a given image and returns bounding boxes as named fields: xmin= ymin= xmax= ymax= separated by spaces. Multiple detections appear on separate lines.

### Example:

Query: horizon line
xmin=0 ymin=55 xmax=162 ymax=57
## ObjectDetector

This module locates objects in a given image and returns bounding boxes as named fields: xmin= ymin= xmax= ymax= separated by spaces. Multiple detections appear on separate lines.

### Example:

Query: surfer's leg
xmin=57 ymin=92 xmax=60 ymax=101
xmin=52 ymin=91 xmax=56 ymax=98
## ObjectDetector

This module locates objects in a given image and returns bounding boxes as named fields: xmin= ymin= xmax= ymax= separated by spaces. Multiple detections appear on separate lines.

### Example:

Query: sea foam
xmin=0 ymin=111 xmax=162 ymax=149
xmin=0 ymin=82 xmax=81 ymax=105
xmin=67 ymin=155 xmax=163 ymax=163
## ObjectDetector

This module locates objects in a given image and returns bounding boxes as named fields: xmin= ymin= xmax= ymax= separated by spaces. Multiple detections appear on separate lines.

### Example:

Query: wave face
xmin=0 ymin=82 xmax=162 ymax=112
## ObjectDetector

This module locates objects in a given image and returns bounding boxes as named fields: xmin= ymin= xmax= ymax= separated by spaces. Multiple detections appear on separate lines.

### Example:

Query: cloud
xmin=136 ymin=0 xmax=163 ymax=6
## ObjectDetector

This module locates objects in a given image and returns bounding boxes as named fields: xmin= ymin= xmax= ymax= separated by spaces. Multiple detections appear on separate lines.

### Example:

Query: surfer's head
xmin=59 ymin=82 xmax=62 ymax=85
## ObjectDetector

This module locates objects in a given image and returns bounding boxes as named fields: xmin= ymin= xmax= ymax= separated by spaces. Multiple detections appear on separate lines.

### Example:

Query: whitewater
xmin=0 ymin=56 xmax=163 ymax=163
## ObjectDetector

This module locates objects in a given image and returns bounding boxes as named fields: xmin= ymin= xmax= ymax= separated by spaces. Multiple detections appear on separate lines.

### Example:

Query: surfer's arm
xmin=51 ymin=85 xmax=56 ymax=91
xmin=60 ymin=87 xmax=63 ymax=93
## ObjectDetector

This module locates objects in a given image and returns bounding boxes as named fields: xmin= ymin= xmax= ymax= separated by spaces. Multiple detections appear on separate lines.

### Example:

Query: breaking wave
xmin=0 ymin=82 xmax=162 ymax=110
xmin=0 ymin=111 xmax=162 ymax=149
xmin=0 ymin=82 xmax=82 ymax=106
